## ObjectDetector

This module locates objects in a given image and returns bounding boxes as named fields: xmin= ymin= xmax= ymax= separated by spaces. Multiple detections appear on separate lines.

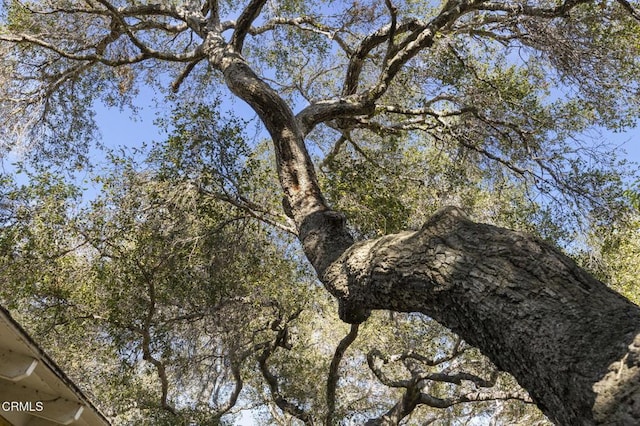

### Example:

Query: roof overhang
xmin=0 ymin=306 xmax=110 ymax=426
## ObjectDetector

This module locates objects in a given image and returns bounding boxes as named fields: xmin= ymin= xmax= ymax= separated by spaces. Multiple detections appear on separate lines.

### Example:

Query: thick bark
xmin=324 ymin=206 xmax=640 ymax=425
xmin=203 ymin=35 xmax=355 ymax=279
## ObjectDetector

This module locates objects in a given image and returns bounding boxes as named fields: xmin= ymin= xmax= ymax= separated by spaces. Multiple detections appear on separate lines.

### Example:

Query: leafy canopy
xmin=1 ymin=0 xmax=640 ymax=424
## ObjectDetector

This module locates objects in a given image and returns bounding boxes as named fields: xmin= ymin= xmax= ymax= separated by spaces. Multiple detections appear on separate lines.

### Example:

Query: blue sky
xmin=602 ymin=126 xmax=640 ymax=168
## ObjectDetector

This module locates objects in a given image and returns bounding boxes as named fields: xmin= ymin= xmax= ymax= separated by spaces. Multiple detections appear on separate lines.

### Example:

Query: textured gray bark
xmin=324 ymin=207 xmax=640 ymax=425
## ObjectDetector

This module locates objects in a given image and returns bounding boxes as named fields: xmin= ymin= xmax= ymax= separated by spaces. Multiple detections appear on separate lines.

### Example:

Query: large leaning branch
xmin=323 ymin=206 xmax=640 ymax=424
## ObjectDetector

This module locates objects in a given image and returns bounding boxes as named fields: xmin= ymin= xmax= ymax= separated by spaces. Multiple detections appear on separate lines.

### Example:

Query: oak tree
xmin=2 ymin=0 xmax=640 ymax=424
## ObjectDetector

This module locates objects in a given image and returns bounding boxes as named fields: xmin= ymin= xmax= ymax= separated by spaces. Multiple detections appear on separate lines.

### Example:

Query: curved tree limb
xmin=250 ymin=16 xmax=353 ymax=54
xmin=326 ymin=324 xmax=359 ymax=425
xmin=296 ymin=0 xmax=603 ymax=137
xmin=171 ymin=58 xmax=206 ymax=92
xmin=258 ymin=315 xmax=315 ymax=425
xmin=139 ymin=272 xmax=176 ymax=415
xmin=231 ymin=0 xmax=268 ymax=52
xmin=212 ymin=358 xmax=245 ymax=420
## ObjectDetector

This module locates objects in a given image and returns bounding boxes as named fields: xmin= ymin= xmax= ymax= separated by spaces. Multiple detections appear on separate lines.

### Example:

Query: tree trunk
xmin=324 ymin=206 xmax=640 ymax=425
xmin=204 ymin=38 xmax=640 ymax=425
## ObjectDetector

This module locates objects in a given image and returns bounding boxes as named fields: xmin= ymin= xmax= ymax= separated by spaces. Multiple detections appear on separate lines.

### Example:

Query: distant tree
xmin=2 ymin=1 xmax=640 ymax=424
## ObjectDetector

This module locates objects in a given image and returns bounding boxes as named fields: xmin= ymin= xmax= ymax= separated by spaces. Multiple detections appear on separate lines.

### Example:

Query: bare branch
xmin=207 ymin=0 xmax=220 ymax=28
xmin=296 ymin=97 xmax=376 ymax=136
xmin=326 ymin=324 xmax=359 ymax=426
xmin=453 ymin=130 xmax=529 ymax=176
xmin=171 ymin=58 xmax=205 ymax=93
xmin=0 ymin=32 xmax=143 ymax=66
xmin=94 ymin=0 xmax=204 ymax=62
xmin=383 ymin=0 xmax=399 ymax=70
xmin=1 ymin=2 xmax=203 ymax=69
xmin=298 ymin=0 xmax=603 ymax=137
xmin=418 ymin=370 xmax=498 ymax=388
xmin=295 ymin=4 xmax=476 ymax=135
xmin=140 ymin=277 xmax=176 ymax=415
xmin=367 ymin=349 xmax=412 ymax=388
xmin=364 ymin=382 xmax=421 ymax=425
xmin=365 ymin=352 xmax=527 ymax=424
xmin=457 ymin=389 xmax=534 ymax=404
xmin=212 ymin=360 xmax=244 ymax=419
xmin=258 ymin=325 xmax=314 ymax=425
xmin=213 ymin=192 xmax=297 ymax=235
xmin=231 ymin=0 xmax=268 ymax=51
xmin=250 ymin=16 xmax=352 ymax=54
xmin=385 ymin=0 xmax=399 ymax=44
xmin=116 ymin=3 xmax=188 ymax=21
xmin=399 ymin=343 xmax=468 ymax=367
xmin=342 ymin=19 xmax=424 ymax=97
xmin=479 ymin=0 xmax=593 ymax=17
xmin=415 ymin=386 xmax=534 ymax=409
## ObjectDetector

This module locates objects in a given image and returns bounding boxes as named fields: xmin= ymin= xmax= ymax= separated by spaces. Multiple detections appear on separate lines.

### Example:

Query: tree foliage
xmin=0 ymin=159 xmax=319 ymax=423
xmin=578 ymin=184 xmax=640 ymax=305
xmin=0 ymin=123 xmax=551 ymax=425
xmin=1 ymin=0 xmax=640 ymax=424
